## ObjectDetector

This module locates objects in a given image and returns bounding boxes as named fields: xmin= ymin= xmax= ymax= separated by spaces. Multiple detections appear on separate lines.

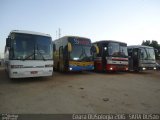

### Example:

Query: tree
xmin=142 ymin=40 xmax=150 ymax=46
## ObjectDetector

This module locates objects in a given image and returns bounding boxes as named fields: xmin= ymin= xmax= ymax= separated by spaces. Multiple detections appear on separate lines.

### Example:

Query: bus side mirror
xmin=91 ymin=45 xmax=99 ymax=54
xmin=68 ymin=42 xmax=72 ymax=52
xmin=6 ymin=38 xmax=11 ymax=47
xmin=94 ymin=45 xmax=99 ymax=54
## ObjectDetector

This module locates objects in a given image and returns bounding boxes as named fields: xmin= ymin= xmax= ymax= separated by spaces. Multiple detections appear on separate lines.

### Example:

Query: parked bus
xmin=92 ymin=40 xmax=128 ymax=72
xmin=128 ymin=45 xmax=156 ymax=71
xmin=4 ymin=30 xmax=53 ymax=78
xmin=53 ymin=36 xmax=94 ymax=72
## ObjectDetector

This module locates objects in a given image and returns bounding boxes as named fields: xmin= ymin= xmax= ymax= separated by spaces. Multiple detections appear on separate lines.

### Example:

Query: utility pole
xmin=58 ymin=28 xmax=61 ymax=38
xmin=56 ymin=30 xmax=58 ymax=39
xmin=56 ymin=28 xmax=61 ymax=39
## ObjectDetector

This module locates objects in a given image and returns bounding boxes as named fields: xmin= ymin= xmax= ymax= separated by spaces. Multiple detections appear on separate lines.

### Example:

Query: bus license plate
xmin=31 ymin=71 xmax=38 ymax=74
xmin=117 ymin=66 xmax=124 ymax=69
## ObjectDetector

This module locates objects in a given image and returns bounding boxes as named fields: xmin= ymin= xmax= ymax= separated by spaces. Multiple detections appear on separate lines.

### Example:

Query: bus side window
xmin=128 ymin=49 xmax=132 ymax=57
xmin=133 ymin=50 xmax=138 ymax=56
xmin=53 ymin=43 xmax=56 ymax=52
xmin=59 ymin=46 xmax=63 ymax=58
xmin=103 ymin=46 xmax=108 ymax=56
xmin=132 ymin=49 xmax=139 ymax=60
xmin=63 ymin=45 xmax=68 ymax=59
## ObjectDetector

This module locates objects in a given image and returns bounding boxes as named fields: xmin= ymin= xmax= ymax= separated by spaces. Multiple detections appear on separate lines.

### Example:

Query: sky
xmin=0 ymin=0 xmax=160 ymax=57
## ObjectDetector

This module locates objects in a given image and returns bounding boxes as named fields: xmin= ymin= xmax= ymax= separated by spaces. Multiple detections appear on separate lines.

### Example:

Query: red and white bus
xmin=93 ymin=40 xmax=128 ymax=72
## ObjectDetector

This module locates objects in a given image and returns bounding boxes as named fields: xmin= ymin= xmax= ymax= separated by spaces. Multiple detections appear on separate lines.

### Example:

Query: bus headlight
xmin=126 ymin=67 xmax=128 ymax=70
xmin=110 ymin=67 xmax=113 ymax=70
xmin=69 ymin=67 xmax=72 ymax=71
xmin=142 ymin=67 xmax=146 ymax=70
xmin=154 ymin=67 xmax=156 ymax=70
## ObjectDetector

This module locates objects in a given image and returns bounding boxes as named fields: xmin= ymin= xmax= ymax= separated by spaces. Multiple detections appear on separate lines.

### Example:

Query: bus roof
xmin=128 ymin=45 xmax=154 ymax=49
xmin=93 ymin=40 xmax=127 ymax=45
xmin=9 ymin=30 xmax=51 ymax=37
xmin=53 ymin=36 xmax=91 ymax=43
xmin=59 ymin=36 xmax=90 ymax=40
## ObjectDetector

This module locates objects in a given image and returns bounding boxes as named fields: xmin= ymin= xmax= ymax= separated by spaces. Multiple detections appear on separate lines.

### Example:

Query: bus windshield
xmin=11 ymin=33 xmax=52 ymax=60
xmin=70 ymin=45 xmax=92 ymax=61
xmin=108 ymin=42 xmax=128 ymax=57
xmin=140 ymin=48 xmax=155 ymax=60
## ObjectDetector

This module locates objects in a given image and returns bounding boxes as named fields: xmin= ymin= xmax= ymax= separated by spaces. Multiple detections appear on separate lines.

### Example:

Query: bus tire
xmin=10 ymin=78 xmax=15 ymax=81
xmin=53 ymin=67 xmax=57 ymax=72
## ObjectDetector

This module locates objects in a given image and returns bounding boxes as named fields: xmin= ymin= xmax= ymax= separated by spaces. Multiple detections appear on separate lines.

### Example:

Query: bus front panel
xmin=68 ymin=37 xmax=94 ymax=71
xmin=8 ymin=60 xmax=53 ymax=78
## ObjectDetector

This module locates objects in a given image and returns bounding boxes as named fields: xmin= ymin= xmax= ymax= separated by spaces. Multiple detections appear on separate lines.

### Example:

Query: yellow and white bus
xmin=53 ymin=36 xmax=94 ymax=72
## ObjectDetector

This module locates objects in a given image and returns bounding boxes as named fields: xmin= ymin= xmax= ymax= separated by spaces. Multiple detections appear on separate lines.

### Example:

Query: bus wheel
xmin=10 ymin=78 xmax=15 ymax=80
xmin=53 ymin=67 xmax=57 ymax=72
xmin=134 ymin=69 xmax=140 ymax=72
xmin=8 ymin=75 xmax=15 ymax=81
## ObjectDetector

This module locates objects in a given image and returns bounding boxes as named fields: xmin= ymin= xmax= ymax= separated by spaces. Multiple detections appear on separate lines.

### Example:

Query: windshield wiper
xmin=36 ymin=46 xmax=46 ymax=61
xmin=22 ymin=52 xmax=34 ymax=61
xmin=79 ymin=47 xmax=87 ymax=59
xmin=22 ymin=49 xmax=46 ymax=61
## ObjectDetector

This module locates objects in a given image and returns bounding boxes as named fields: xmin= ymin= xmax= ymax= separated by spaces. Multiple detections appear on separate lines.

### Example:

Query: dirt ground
xmin=0 ymin=67 xmax=160 ymax=114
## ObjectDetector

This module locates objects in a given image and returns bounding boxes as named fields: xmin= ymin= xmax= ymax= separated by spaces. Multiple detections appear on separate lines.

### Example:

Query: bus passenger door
xmin=59 ymin=46 xmax=64 ymax=71
xmin=128 ymin=49 xmax=133 ymax=70
xmin=132 ymin=48 xmax=139 ymax=70
xmin=102 ymin=46 xmax=107 ymax=71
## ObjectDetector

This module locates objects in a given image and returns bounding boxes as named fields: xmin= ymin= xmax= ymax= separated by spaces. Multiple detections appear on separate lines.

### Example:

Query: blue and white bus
xmin=53 ymin=36 xmax=94 ymax=72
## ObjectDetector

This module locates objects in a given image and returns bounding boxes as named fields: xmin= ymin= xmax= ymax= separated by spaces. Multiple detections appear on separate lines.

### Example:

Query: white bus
xmin=4 ymin=30 xmax=53 ymax=79
xmin=128 ymin=45 xmax=156 ymax=71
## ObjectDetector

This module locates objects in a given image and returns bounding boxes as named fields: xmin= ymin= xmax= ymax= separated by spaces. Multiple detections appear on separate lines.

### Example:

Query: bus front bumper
xmin=69 ymin=65 xmax=94 ymax=71
xmin=106 ymin=64 xmax=128 ymax=71
xmin=9 ymin=68 xmax=53 ymax=78
xmin=139 ymin=67 xmax=157 ymax=71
